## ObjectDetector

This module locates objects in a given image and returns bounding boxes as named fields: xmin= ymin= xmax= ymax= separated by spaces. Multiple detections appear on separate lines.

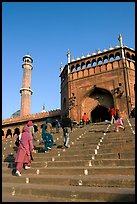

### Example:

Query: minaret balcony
xmin=20 ymin=87 xmax=33 ymax=95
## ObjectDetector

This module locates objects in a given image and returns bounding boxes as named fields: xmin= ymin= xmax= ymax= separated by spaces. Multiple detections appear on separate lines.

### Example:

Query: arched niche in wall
xmin=86 ymin=60 xmax=91 ymax=68
xmin=132 ymin=54 xmax=135 ymax=61
xmin=13 ymin=127 xmax=20 ymax=136
xmin=81 ymin=62 xmax=86 ymax=69
xmin=6 ymin=129 xmax=12 ymax=138
xmin=115 ymin=52 xmax=120 ymax=60
xmin=92 ymin=59 xmax=97 ymax=67
xmin=103 ymin=55 xmax=108 ymax=64
xmin=76 ymin=63 xmax=80 ymax=71
xmin=97 ymin=57 xmax=103 ymax=65
xmin=71 ymin=65 xmax=75 ymax=72
xmin=125 ymin=52 xmax=130 ymax=59
xmin=109 ymin=53 xmax=114 ymax=62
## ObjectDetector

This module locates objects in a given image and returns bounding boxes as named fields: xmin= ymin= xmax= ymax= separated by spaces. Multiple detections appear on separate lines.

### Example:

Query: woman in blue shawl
xmin=42 ymin=124 xmax=53 ymax=153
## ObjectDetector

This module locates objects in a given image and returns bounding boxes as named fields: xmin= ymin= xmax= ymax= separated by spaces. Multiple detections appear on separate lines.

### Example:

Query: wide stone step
xmin=2 ymin=147 xmax=135 ymax=166
xmin=3 ymin=142 xmax=135 ymax=157
xmin=72 ymin=143 xmax=135 ymax=151
xmin=2 ymin=134 xmax=135 ymax=150
xmin=96 ymin=147 xmax=135 ymax=154
xmin=2 ymin=132 xmax=135 ymax=146
xmin=2 ymin=182 xmax=135 ymax=202
xmin=2 ymin=166 xmax=135 ymax=176
xmin=3 ymin=133 xmax=134 ymax=147
xmin=2 ymin=159 xmax=135 ymax=169
xmin=74 ymin=140 xmax=132 ymax=149
xmin=67 ymin=138 xmax=135 ymax=147
xmin=2 ymin=142 xmax=135 ymax=161
xmin=78 ymin=131 xmax=134 ymax=138
xmin=2 ymin=194 xmax=94 ymax=202
xmin=2 ymin=174 xmax=135 ymax=188
xmin=33 ymin=151 xmax=135 ymax=160
xmin=76 ymin=134 xmax=135 ymax=141
xmin=2 ymin=152 xmax=135 ymax=168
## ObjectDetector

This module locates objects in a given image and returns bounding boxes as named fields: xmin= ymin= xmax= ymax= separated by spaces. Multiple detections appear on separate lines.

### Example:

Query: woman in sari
xmin=15 ymin=125 xmax=35 ymax=176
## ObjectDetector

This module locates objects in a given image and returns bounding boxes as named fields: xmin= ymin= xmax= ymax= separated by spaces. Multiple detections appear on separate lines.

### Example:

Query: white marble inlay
xmin=26 ymin=177 xmax=29 ymax=184
xmin=84 ymin=169 xmax=88 ymax=175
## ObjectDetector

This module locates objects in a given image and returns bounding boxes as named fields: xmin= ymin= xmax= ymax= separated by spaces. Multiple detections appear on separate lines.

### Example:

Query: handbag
xmin=15 ymin=134 xmax=22 ymax=147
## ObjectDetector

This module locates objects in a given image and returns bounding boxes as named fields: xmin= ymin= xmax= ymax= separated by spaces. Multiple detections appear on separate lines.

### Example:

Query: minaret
xmin=20 ymin=55 xmax=33 ymax=116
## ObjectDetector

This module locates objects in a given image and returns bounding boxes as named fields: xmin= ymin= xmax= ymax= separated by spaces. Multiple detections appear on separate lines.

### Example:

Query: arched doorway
xmin=34 ymin=125 xmax=38 ymax=132
xmin=81 ymin=86 xmax=114 ymax=123
xmin=91 ymin=105 xmax=110 ymax=123
xmin=14 ymin=127 xmax=20 ymax=136
xmin=6 ymin=129 xmax=12 ymax=138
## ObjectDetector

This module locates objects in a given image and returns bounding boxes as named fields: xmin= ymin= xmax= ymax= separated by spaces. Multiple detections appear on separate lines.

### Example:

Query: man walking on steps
xmin=61 ymin=114 xmax=73 ymax=148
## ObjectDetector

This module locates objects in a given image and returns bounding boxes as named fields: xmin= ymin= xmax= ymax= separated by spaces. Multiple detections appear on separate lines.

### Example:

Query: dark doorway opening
xmin=6 ymin=129 xmax=12 ymax=138
xmin=34 ymin=125 xmax=38 ymax=132
xmin=14 ymin=127 xmax=20 ymax=136
xmin=91 ymin=105 xmax=110 ymax=123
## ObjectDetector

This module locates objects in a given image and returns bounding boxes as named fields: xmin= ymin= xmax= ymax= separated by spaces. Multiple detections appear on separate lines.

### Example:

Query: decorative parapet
xmin=60 ymin=46 xmax=135 ymax=80
xmin=2 ymin=109 xmax=61 ymax=126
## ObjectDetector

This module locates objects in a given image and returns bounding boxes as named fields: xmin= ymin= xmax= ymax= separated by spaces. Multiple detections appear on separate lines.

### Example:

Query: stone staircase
xmin=2 ymin=118 xmax=135 ymax=202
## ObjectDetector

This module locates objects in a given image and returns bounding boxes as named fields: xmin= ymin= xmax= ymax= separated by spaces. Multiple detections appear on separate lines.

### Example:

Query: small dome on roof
xmin=76 ymin=57 xmax=80 ymax=60
xmin=92 ymin=52 xmax=96 ymax=55
xmin=71 ymin=57 xmax=75 ymax=62
xmin=109 ymin=47 xmax=113 ymax=50
xmin=97 ymin=50 xmax=102 ymax=54
xmin=115 ymin=45 xmax=120 ymax=48
xmin=103 ymin=49 xmax=107 ymax=52
xmin=11 ymin=110 xmax=20 ymax=118
xmin=81 ymin=54 xmax=85 ymax=59
xmin=86 ymin=53 xmax=91 ymax=57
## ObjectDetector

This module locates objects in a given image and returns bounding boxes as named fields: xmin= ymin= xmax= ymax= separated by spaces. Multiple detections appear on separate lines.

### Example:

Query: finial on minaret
xmin=118 ymin=34 xmax=123 ymax=47
xmin=67 ymin=49 xmax=71 ymax=63
xmin=42 ymin=104 xmax=46 ymax=112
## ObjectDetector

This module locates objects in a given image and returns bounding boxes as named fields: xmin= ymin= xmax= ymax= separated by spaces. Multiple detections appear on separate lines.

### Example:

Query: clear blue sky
xmin=2 ymin=2 xmax=135 ymax=120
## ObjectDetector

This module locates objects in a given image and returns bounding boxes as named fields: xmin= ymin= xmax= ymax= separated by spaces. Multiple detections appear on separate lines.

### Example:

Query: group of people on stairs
xmin=13 ymin=107 xmax=125 ymax=177
xmin=14 ymin=114 xmax=73 ymax=176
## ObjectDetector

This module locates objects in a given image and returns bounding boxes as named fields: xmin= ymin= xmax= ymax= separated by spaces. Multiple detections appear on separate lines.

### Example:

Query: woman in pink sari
xmin=15 ymin=125 xmax=34 ymax=176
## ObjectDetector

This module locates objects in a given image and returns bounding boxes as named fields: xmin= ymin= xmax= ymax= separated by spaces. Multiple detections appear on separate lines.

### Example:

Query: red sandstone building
xmin=60 ymin=34 xmax=135 ymax=122
xmin=2 ymin=34 xmax=135 ymax=137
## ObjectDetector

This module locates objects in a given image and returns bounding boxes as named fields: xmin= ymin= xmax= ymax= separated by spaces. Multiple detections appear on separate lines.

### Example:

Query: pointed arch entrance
xmin=91 ymin=105 xmax=110 ymax=123
xmin=81 ymin=86 xmax=114 ymax=123
xmin=90 ymin=87 xmax=114 ymax=123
